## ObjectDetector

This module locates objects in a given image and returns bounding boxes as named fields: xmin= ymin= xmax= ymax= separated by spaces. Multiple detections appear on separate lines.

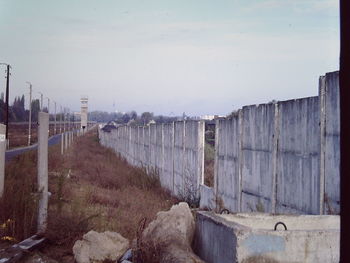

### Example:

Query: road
xmin=5 ymin=133 xmax=62 ymax=161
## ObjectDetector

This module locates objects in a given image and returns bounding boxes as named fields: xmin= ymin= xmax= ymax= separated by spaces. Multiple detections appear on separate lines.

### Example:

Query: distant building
xmin=201 ymin=115 xmax=216 ymax=120
xmin=147 ymin=120 xmax=156 ymax=126
xmin=80 ymin=96 xmax=88 ymax=130
xmin=102 ymin=121 xmax=117 ymax=132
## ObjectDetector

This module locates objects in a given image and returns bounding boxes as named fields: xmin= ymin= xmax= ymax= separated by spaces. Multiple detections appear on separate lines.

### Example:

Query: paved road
xmin=5 ymin=133 xmax=63 ymax=161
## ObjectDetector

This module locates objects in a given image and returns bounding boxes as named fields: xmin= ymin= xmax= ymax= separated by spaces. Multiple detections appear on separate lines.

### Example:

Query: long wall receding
xmin=99 ymin=70 xmax=340 ymax=215
xmin=99 ymin=121 xmax=205 ymax=200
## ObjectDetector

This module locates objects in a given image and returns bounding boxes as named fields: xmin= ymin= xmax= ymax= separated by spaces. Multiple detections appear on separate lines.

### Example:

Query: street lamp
xmin=26 ymin=81 xmax=32 ymax=146
xmin=46 ymin=97 xmax=50 ymax=114
xmin=46 ymin=97 xmax=50 ymax=135
xmin=38 ymin=92 xmax=43 ymax=111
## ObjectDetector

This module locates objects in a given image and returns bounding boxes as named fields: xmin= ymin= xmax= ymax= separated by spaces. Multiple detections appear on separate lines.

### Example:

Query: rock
xmin=119 ymin=248 xmax=132 ymax=262
xmin=73 ymin=230 xmax=129 ymax=263
xmin=140 ymin=202 xmax=205 ymax=263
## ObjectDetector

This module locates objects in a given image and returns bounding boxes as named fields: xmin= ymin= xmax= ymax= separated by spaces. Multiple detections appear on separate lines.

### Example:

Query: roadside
xmin=22 ymin=129 xmax=178 ymax=262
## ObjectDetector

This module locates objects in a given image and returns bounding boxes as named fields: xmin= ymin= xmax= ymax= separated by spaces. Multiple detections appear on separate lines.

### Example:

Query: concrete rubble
xmin=73 ymin=230 xmax=129 ymax=263
xmin=140 ymin=202 xmax=205 ymax=263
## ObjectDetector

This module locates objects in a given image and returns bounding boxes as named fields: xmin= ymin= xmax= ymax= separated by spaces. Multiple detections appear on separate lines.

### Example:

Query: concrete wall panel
xmin=324 ymin=71 xmax=340 ymax=214
xmin=215 ymin=117 xmax=240 ymax=212
xmin=173 ymin=121 xmax=185 ymax=197
xmin=163 ymin=123 xmax=174 ymax=192
xmin=276 ymin=96 xmax=320 ymax=214
xmin=241 ymin=103 xmax=275 ymax=213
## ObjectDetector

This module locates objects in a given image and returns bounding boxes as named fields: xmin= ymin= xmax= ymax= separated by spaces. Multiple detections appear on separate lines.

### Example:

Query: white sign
xmin=0 ymin=134 xmax=5 ymax=142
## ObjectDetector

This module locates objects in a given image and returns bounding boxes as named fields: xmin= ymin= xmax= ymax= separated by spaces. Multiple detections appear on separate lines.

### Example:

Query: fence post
xmin=161 ymin=124 xmax=165 ymax=181
xmin=37 ymin=112 xmax=49 ymax=233
xmin=61 ymin=131 xmax=64 ymax=155
xmin=238 ymin=110 xmax=244 ymax=212
xmin=198 ymin=121 xmax=205 ymax=187
xmin=182 ymin=121 xmax=186 ymax=196
xmin=319 ymin=75 xmax=326 ymax=215
xmin=172 ymin=122 xmax=175 ymax=194
xmin=65 ymin=132 xmax=68 ymax=151
xmin=0 ymin=124 xmax=6 ymax=197
xmin=214 ymin=119 xmax=220 ymax=212
xmin=271 ymin=103 xmax=280 ymax=213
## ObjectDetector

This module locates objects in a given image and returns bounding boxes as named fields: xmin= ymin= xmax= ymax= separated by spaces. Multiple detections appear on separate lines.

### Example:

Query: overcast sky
xmin=0 ymin=0 xmax=339 ymax=116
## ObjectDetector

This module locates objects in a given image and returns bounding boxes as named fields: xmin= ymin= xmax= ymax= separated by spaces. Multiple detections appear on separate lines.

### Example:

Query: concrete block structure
xmin=194 ymin=211 xmax=339 ymax=263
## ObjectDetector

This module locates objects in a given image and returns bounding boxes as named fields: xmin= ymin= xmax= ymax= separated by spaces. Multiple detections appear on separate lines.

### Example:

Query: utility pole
xmin=26 ymin=82 xmax=32 ymax=146
xmin=5 ymin=65 xmax=10 ymax=142
xmin=60 ymin=105 xmax=62 ymax=133
xmin=46 ymin=97 xmax=50 ymax=136
xmin=63 ymin=107 xmax=66 ymax=132
xmin=54 ymin=101 xmax=56 ymax=134
xmin=0 ymin=63 xmax=11 ymax=144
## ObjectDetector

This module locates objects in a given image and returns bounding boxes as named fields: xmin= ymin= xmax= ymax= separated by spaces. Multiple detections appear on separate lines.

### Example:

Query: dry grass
xmin=0 ymin=151 xmax=38 ymax=243
xmin=40 ymin=129 xmax=178 ymax=262
xmin=8 ymin=123 xmax=77 ymax=149
xmin=204 ymin=142 xmax=215 ymax=187
xmin=0 ymin=138 xmax=66 ymax=245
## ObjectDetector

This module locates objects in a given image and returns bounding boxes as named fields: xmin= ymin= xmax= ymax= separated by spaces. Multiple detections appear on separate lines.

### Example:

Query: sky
xmin=0 ymin=0 xmax=339 ymax=116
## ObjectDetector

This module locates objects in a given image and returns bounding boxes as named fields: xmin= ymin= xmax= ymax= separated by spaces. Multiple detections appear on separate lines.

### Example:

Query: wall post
xmin=319 ymin=75 xmax=327 ymax=215
xmin=271 ymin=102 xmax=280 ymax=213
xmin=238 ymin=110 xmax=243 ymax=212
xmin=37 ymin=112 xmax=49 ymax=233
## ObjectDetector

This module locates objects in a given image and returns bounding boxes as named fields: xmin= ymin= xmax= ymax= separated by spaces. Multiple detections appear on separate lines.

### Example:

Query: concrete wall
xmin=241 ymin=103 xmax=277 ymax=213
xmin=321 ymin=71 xmax=340 ymax=214
xmin=98 ymin=71 xmax=339 ymax=215
xmin=99 ymin=120 xmax=205 ymax=199
xmin=214 ymin=116 xmax=241 ymax=212
xmin=276 ymin=96 xmax=320 ymax=214
xmin=209 ymin=71 xmax=339 ymax=215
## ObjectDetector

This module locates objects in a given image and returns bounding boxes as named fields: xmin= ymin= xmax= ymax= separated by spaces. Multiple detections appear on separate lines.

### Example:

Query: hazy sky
xmin=0 ymin=0 xmax=339 ymax=116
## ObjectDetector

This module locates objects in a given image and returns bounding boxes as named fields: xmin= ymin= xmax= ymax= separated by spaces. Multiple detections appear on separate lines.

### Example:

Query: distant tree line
xmin=88 ymin=110 xmax=181 ymax=125
xmin=0 ymin=93 xmax=38 ymax=122
xmin=0 ymin=93 xmax=67 ymax=123
xmin=0 ymin=92 xmax=198 ymax=125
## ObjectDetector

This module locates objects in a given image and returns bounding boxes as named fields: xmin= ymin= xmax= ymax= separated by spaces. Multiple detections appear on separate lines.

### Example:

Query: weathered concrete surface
xmin=72 ymin=230 xmax=129 ymax=263
xmin=199 ymin=184 xmax=215 ymax=210
xmin=37 ymin=112 xmax=49 ymax=233
xmin=241 ymin=103 xmax=276 ymax=213
xmin=99 ymin=121 xmax=205 ymax=200
xmin=194 ymin=211 xmax=339 ymax=263
xmin=323 ymin=71 xmax=340 ymax=214
xmin=163 ymin=123 xmax=174 ymax=192
xmin=100 ymin=71 xmax=340 ymax=216
xmin=173 ymin=121 xmax=185 ymax=197
xmin=215 ymin=117 xmax=240 ymax=212
xmin=141 ymin=202 xmax=204 ymax=263
xmin=276 ymin=96 xmax=320 ymax=214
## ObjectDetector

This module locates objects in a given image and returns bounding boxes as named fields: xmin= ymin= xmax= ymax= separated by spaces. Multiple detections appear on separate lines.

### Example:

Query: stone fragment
xmin=73 ymin=230 xmax=129 ymax=263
